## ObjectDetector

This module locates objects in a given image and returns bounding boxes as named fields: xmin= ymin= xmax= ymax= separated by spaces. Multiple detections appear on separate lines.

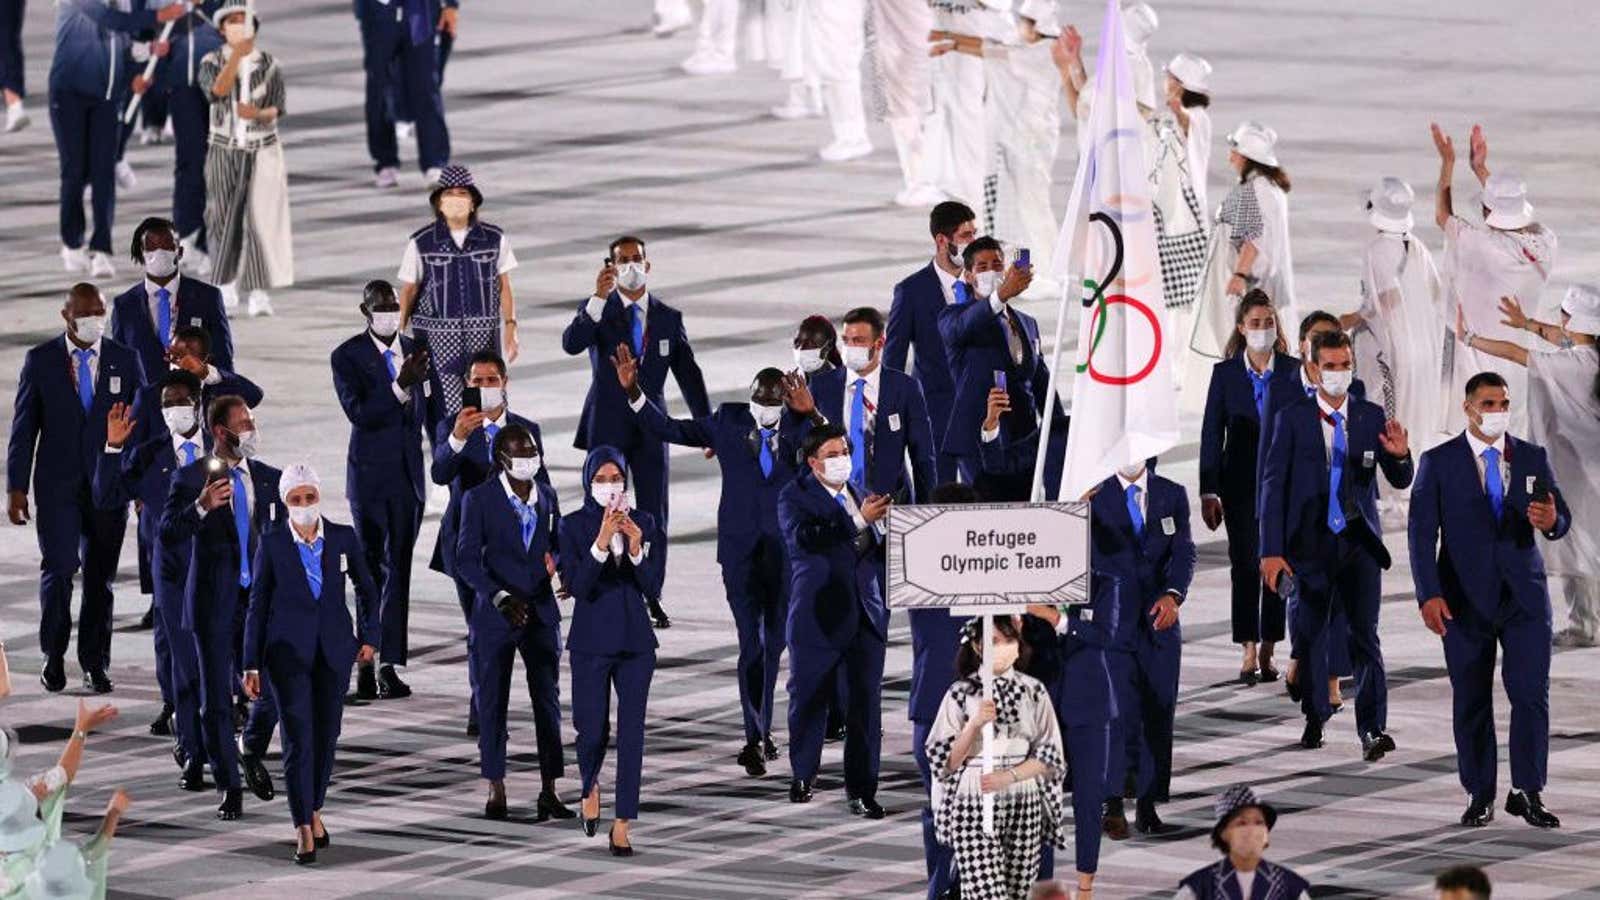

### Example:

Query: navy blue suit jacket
xmin=1253 ymin=369 xmax=1366 ymax=494
xmin=1408 ymin=433 xmax=1570 ymax=622
xmin=8 ymin=336 xmax=145 ymax=495
xmin=809 ymin=365 xmax=938 ymax=504
xmin=428 ymin=414 xmax=546 ymax=576
xmin=936 ymin=297 xmax=1055 ymax=459
xmin=243 ymin=522 xmax=380 ymax=673
xmin=558 ymin=502 xmax=666 ymax=657
xmin=886 ymin=263 xmax=957 ymax=409
xmin=159 ymin=457 xmax=285 ymax=633
xmin=1199 ymin=352 xmax=1300 ymax=500
xmin=1088 ymin=473 xmax=1197 ymax=651
xmin=635 ymin=399 xmax=806 ymax=563
xmin=93 ymin=430 xmax=206 ymax=604
xmin=1258 ymin=395 xmax=1413 ymax=569
xmin=560 ymin=293 xmax=711 ymax=452
xmin=973 ymin=403 xmax=1071 ymax=501
xmin=131 ymin=368 xmax=263 ymax=436
xmin=111 ymin=278 xmax=234 ymax=377
xmin=331 ymin=332 xmax=435 ymax=506
xmin=777 ymin=473 xmax=888 ymax=650
xmin=908 ymin=610 xmax=965 ymax=722
xmin=456 ymin=476 xmax=564 ymax=642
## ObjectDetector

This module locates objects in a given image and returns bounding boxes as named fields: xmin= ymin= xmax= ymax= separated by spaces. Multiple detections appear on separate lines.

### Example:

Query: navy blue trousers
xmin=48 ymin=88 xmax=120 ymax=253
xmin=349 ymin=492 xmax=422 ymax=665
xmin=34 ymin=487 xmax=126 ymax=670
xmin=1106 ymin=639 xmax=1179 ymax=804
xmin=1287 ymin=542 xmax=1386 ymax=736
xmin=571 ymin=648 xmax=655 ymax=819
xmin=360 ymin=22 xmax=449 ymax=172
xmin=787 ymin=627 xmax=885 ymax=798
xmin=165 ymin=84 xmax=209 ymax=248
xmin=471 ymin=619 xmax=565 ymax=783
xmin=0 ymin=0 xmax=23 ymax=97
xmin=265 ymin=650 xmax=345 ymax=827
xmin=155 ymin=575 xmax=206 ymax=767
xmin=722 ymin=536 xmax=788 ymax=743
xmin=1444 ymin=587 xmax=1550 ymax=802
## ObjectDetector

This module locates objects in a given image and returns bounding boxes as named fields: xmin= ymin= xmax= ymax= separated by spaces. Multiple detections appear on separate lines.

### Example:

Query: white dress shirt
xmin=370 ymin=331 xmax=411 ymax=403
xmin=1115 ymin=468 xmax=1149 ymax=519
xmin=933 ymin=257 xmax=961 ymax=305
xmin=1315 ymin=393 xmax=1349 ymax=465
xmin=447 ymin=409 xmax=508 ymax=455
xmin=170 ymin=428 xmax=203 ymax=466
xmin=844 ymin=363 xmax=882 ymax=445
xmin=586 ymin=291 xmax=649 ymax=325
xmin=1464 ymin=429 xmax=1510 ymax=494
xmin=820 ymin=478 xmax=872 ymax=534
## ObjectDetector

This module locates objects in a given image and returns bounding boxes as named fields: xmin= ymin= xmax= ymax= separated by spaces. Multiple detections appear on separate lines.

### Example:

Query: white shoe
xmin=395 ymin=121 xmax=414 ymax=142
xmin=138 ymin=127 xmax=160 ymax=146
xmin=652 ymin=7 xmax=693 ymax=36
xmin=179 ymin=238 xmax=213 ymax=279
xmin=374 ymin=166 xmax=399 ymax=189
xmin=423 ymin=167 xmax=443 ymax=188
xmin=61 ymin=245 xmax=91 ymax=273
xmin=771 ymin=84 xmax=822 ymax=120
xmin=89 ymin=252 xmax=116 ymax=280
xmin=247 ymin=290 xmax=274 ymax=317
xmin=895 ymin=184 xmax=947 ymax=207
xmin=161 ymin=119 xmax=174 ymax=141
xmin=681 ymin=52 xmax=736 ymax=76
xmin=4 ymin=101 xmax=28 ymax=133
xmin=819 ymin=138 xmax=872 ymax=163
xmin=220 ymin=284 xmax=240 ymax=310
xmin=115 ymin=160 xmax=137 ymax=191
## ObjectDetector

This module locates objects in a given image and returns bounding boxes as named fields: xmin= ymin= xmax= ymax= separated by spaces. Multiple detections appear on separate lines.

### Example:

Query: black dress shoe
xmin=1360 ymin=732 xmax=1387 ymax=762
xmin=40 ymin=658 xmax=66 ymax=693
xmin=762 ymin=735 xmax=779 ymax=761
xmin=240 ymin=752 xmax=275 ymax=801
xmin=647 ymin=597 xmax=671 ymax=629
xmin=293 ymin=848 xmax=316 ymax=866
xmin=1237 ymin=668 xmax=1259 ymax=686
xmin=1102 ymin=797 xmax=1130 ymax=840
xmin=217 ymin=788 xmax=243 ymax=820
xmin=1285 ymin=676 xmax=1303 ymax=704
xmin=789 ymin=779 xmax=814 ymax=803
xmin=1505 ymin=790 xmax=1561 ymax=828
xmin=180 ymin=760 xmax=207 ymax=792
xmin=848 ymin=796 xmax=885 ymax=820
xmin=1258 ymin=664 xmax=1280 ymax=683
xmin=1134 ymin=798 xmax=1177 ymax=835
xmin=609 ymin=823 xmax=634 ymax=858
xmin=355 ymin=663 xmax=378 ymax=701
xmin=537 ymin=790 xmax=576 ymax=821
xmin=377 ymin=665 xmax=411 ymax=700
xmin=314 ymin=827 xmax=330 ymax=849
xmin=1460 ymin=796 xmax=1494 ymax=827
xmin=149 ymin=703 xmax=174 ymax=736
xmin=485 ymin=795 xmax=508 ymax=821
xmin=1374 ymin=732 xmax=1396 ymax=753
xmin=172 ymin=741 xmax=188 ymax=771
xmin=824 ymin=721 xmax=846 ymax=743
xmin=737 ymin=742 xmax=767 ymax=777
xmin=83 ymin=669 xmax=114 ymax=694
xmin=138 ymin=604 xmax=155 ymax=630
xmin=1299 ymin=718 xmax=1324 ymax=749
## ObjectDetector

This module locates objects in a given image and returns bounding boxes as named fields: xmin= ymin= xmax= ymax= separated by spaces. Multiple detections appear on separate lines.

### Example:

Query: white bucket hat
xmin=24 ymin=841 xmax=94 ymax=900
xmin=1560 ymin=283 xmax=1600 ymax=335
xmin=1016 ymin=0 xmax=1061 ymax=36
xmin=1481 ymin=173 xmax=1534 ymax=230
xmin=210 ymin=1 xmax=255 ymax=29
xmin=1164 ymin=52 xmax=1211 ymax=93
xmin=1366 ymin=176 xmax=1415 ymax=234
xmin=0 ymin=781 xmax=45 ymax=854
xmin=1123 ymin=2 xmax=1159 ymax=48
xmin=1228 ymin=121 xmax=1279 ymax=167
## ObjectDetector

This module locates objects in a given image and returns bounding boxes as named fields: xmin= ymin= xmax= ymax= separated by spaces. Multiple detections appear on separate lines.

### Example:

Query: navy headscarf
xmin=581 ymin=445 xmax=630 ymax=512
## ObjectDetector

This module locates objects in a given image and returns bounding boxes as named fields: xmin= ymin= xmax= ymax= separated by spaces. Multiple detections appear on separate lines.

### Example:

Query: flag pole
xmin=123 ymin=17 xmax=181 ymax=125
xmin=1028 ymin=272 xmax=1075 ymax=502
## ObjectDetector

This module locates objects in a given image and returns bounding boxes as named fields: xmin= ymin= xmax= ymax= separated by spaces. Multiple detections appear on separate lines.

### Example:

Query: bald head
xmin=62 ymin=283 xmax=106 ymax=345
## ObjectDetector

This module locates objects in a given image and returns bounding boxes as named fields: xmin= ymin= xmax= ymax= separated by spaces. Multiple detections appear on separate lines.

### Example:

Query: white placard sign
xmin=886 ymin=502 xmax=1092 ymax=612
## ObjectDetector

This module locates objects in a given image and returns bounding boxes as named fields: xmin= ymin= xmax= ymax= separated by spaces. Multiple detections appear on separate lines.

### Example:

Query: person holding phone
xmin=1407 ymin=370 xmax=1570 ymax=828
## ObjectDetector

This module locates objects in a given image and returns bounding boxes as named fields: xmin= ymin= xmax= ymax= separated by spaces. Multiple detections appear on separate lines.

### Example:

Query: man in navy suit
xmin=355 ymin=0 xmax=455 ymax=186
xmin=111 ymin=217 xmax=233 ymax=379
xmin=454 ymin=424 xmax=574 ymax=822
xmin=8 ymin=283 xmax=145 ymax=693
xmin=975 ymin=380 xmax=1070 ymax=502
xmin=159 ymin=394 xmax=283 ymax=820
xmin=429 ymin=349 xmax=548 ymax=736
xmin=937 ymin=237 xmax=1053 ymax=484
xmin=1409 ymin=371 xmax=1569 ymax=829
xmin=777 ymin=425 xmax=890 ymax=818
xmin=885 ymin=201 xmax=977 ymax=484
xmin=1260 ymin=330 xmax=1413 ymax=757
xmin=332 ymin=280 xmax=435 ymax=701
xmin=562 ymin=235 xmax=712 ymax=629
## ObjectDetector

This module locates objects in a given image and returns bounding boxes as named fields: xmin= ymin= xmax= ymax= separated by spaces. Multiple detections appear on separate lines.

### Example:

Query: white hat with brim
xmin=210 ymin=2 xmax=254 ymax=29
xmin=0 ymin=782 xmax=45 ymax=854
xmin=1164 ymin=52 xmax=1211 ymax=93
xmin=1016 ymin=0 xmax=1062 ymax=36
xmin=1561 ymin=283 xmax=1600 ymax=335
xmin=1123 ymin=2 xmax=1159 ymax=48
xmin=1481 ymin=173 xmax=1534 ymax=230
xmin=24 ymin=841 xmax=93 ymax=900
xmin=1228 ymin=121 xmax=1279 ymax=167
xmin=1366 ymin=176 xmax=1415 ymax=234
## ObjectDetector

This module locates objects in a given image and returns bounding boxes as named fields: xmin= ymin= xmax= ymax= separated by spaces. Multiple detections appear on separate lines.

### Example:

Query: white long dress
xmin=1182 ymin=105 xmax=1212 ymax=223
xmin=1527 ymin=343 xmax=1600 ymax=639
xmin=1354 ymin=232 xmax=1447 ymax=443
xmin=798 ymin=0 xmax=868 ymax=143
xmin=983 ymin=35 xmax=1062 ymax=276
xmin=868 ymin=0 xmax=935 ymax=192
xmin=925 ymin=1 xmax=987 ymax=206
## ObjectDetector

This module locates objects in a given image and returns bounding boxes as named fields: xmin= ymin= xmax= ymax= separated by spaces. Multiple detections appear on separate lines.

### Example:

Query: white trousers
xmin=925 ymin=9 xmax=986 ymax=206
xmin=801 ymin=0 xmax=867 ymax=144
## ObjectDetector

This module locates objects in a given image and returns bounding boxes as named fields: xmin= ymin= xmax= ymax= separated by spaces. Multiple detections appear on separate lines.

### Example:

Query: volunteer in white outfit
xmin=681 ymin=0 xmax=743 ymax=76
xmin=1162 ymin=52 xmax=1212 ymax=219
xmin=795 ymin=0 xmax=871 ymax=162
xmin=1149 ymin=52 xmax=1211 ymax=333
xmin=924 ymin=0 xmax=987 ymax=207
xmin=1054 ymin=5 xmax=1157 ymax=158
xmin=769 ymin=0 xmax=822 ymax=121
xmin=1459 ymin=284 xmax=1600 ymax=649
xmin=652 ymin=0 xmax=694 ymax=37
xmin=869 ymin=0 xmax=939 ymax=206
xmin=1430 ymin=123 xmax=1558 ymax=436
xmin=1346 ymin=177 xmax=1447 ymax=456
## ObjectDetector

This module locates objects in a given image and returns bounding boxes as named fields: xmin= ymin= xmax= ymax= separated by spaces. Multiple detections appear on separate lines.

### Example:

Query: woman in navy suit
xmin=558 ymin=446 xmax=665 ymax=857
xmin=242 ymin=464 xmax=379 ymax=865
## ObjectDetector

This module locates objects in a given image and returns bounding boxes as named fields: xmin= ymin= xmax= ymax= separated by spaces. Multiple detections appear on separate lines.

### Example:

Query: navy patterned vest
xmin=1178 ymin=860 xmax=1310 ymax=900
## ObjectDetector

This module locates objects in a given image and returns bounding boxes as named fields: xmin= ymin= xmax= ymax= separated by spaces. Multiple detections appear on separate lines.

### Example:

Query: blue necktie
xmin=296 ymin=537 xmax=324 ymax=600
xmin=835 ymin=492 xmax=851 ymax=516
xmin=230 ymin=467 xmax=252 ymax=587
xmin=1326 ymin=411 xmax=1347 ymax=533
xmin=180 ymin=441 xmax=197 ymax=466
xmin=1125 ymin=484 xmax=1144 ymax=538
xmin=1248 ymin=368 xmax=1270 ymax=419
xmin=1482 ymin=447 xmax=1504 ymax=521
xmin=484 ymin=423 xmax=500 ymax=461
xmin=629 ymin=304 xmax=644 ymax=358
xmin=848 ymin=378 xmax=868 ymax=489
xmin=758 ymin=427 xmax=775 ymax=478
xmin=510 ymin=494 xmax=538 ymax=548
xmin=155 ymin=287 xmax=172 ymax=346
xmin=383 ymin=348 xmax=397 ymax=381
xmin=74 ymin=348 xmax=94 ymax=413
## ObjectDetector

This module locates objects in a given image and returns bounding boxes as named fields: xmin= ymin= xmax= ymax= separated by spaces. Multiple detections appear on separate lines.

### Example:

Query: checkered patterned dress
xmin=1149 ymin=114 xmax=1209 ymax=311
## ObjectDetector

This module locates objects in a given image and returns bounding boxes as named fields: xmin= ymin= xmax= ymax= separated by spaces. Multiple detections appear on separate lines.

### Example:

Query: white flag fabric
xmin=1044 ymin=0 xmax=1179 ymax=501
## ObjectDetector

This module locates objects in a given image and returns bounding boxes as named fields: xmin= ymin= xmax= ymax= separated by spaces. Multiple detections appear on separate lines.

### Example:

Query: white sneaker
xmin=652 ymin=7 xmax=692 ymax=36
xmin=423 ymin=167 xmax=443 ymax=188
xmin=89 ymin=252 xmax=116 ymax=280
xmin=115 ymin=160 xmax=137 ymax=191
xmin=161 ymin=119 xmax=174 ymax=141
xmin=374 ymin=166 xmax=399 ymax=189
xmin=895 ymin=183 xmax=947 ymax=207
xmin=179 ymin=243 xmax=213 ymax=279
xmin=138 ymin=127 xmax=160 ymax=146
xmin=818 ymin=138 xmax=872 ymax=163
xmin=247 ymin=290 xmax=274 ymax=317
xmin=220 ymin=284 xmax=240 ymax=310
xmin=395 ymin=121 xmax=414 ymax=142
xmin=5 ymin=102 xmax=31 ymax=133
xmin=61 ymin=245 xmax=91 ymax=273
xmin=681 ymin=52 xmax=736 ymax=76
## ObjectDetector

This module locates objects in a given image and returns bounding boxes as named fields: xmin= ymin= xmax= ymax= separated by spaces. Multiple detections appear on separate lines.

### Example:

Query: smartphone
xmin=204 ymin=456 xmax=228 ymax=483
xmin=1532 ymin=477 xmax=1551 ymax=504
xmin=461 ymin=386 xmax=483 ymax=412
xmin=1016 ymin=248 xmax=1031 ymax=270
xmin=953 ymin=281 xmax=970 ymax=305
xmin=1276 ymin=572 xmax=1297 ymax=603
xmin=993 ymin=370 xmax=1008 ymax=391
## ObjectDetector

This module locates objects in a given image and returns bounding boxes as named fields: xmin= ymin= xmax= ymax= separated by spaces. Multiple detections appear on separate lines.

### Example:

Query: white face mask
xmin=232 ymin=428 xmax=259 ymax=459
xmin=615 ymin=262 xmax=647 ymax=292
xmin=1475 ymin=409 xmax=1510 ymax=440
xmin=949 ymin=241 xmax=969 ymax=269
xmin=793 ymin=346 xmax=827 ymax=374
xmin=478 ymin=386 xmax=505 ymax=412
xmin=1318 ymin=369 xmax=1353 ymax=398
xmin=162 ymin=405 xmax=197 ymax=436
xmin=819 ymin=455 xmax=853 ymax=487
xmin=1117 ymin=464 xmax=1146 ymax=481
xmin=590 ymin=481 xmax=626 ymax=508
xmin=223 ymin=21 xmax=250 ymax=45
xmin=840 ymin=344 xmax=875 ymax=374
xmin=144 ymin=248 xmax=179 ymax=279
xmin=752 ymin=402 xmax=783 ymax=429
xmin=1244 ymin=328 xmax=1276 ymax=352
xmin=507 ymin=455 xmax=541 ymax=482
xmin=1228 ymin=822 xmax=1269 ymax=861
xmin=438 ymin=195 xmax=473 ymax=221
xmin=369 ymin=311 xmax=401 ymax=338
xmin=991 ymin=641 xmax=1020 ymax=674
xmin=288 ymin=504 xmax=320 ymax=527
xmin=73 ymin=315 xmax=106 ymax=344
xmin=973 ymin=270 xmax=1001 ymax=299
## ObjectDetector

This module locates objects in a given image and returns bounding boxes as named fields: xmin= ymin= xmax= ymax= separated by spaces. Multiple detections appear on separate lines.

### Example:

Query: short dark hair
xmin=161 ymin=368 xmax=204 ymax=401
xmin=208 ymin=394 xmax=247 ymax=433
xmin=802 ymin=423 xmax=849 ymax=461
xmin=491 ymin=422 xmax=533 ymax=466
xmin=930 ymin=482 xmax=980 ymax=504
xmin=608 ymin=235 xmax=647 ymax=260
xmin=1309 ymin=329 xmax=1353 ymax=364
xmin=467 ymin=349 xmax=506 ymax=378
xmin=962 ymin=236 xmax=1004 ymax=269
xmin=1465 ymin=371 xmax=1509 ymax=397
xmin=1297 ymin=310 xmax=1340 ymax=342
xmin=842 ymin=306 xmax=886 ymax=338
xmin=171 ymin=324 xmax=211 ymax=359
xmin=129 ymin=216 xmax=177 ymax=263
xmin=929 ymin=201 xmax=976 ymax=239
xmin=1434 ymin=865 xmax=1491 ymax=898
xmin=955 ymin=615 xmax=1033 ymax=680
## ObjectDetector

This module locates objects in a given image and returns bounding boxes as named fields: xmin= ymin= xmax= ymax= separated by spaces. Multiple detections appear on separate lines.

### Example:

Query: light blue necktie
xmin=1326 ymin=411 xmax=1347 ymax=534
xmin=510 ymin=493 xmax=538 ymax=549
xmin=180 ymin=440 xmax=197 ymax=466
xmin=382 ymin=348 xmax=397 ymax=381
xmin=296 ymin=537 xmax=324 ymax=600
xmin=758 ymin=428 xmax=775 ymax=478
xmin=1483 ymin=447 xmax=1504 ymax=521
xmin=848 ymin=378 xmax=868 ymax=489
xmin=629 ymin=304 xmax=644 ymax=357
xmin=155 ymin=287 xmax=172 ymax=346
xmin=484 ymin=423 xmax=500 ymax=461
xmin=74 ymin=348 xmax=95 ymax=413
xmin=835 ymin=492 xmax=851 ymax=516
xmin=230 ymin=467 xmax=252 ymax=587
xmin=1248 ymin=368 xmax=1270 ymax=419
xmin=1125 ymin=484 xmax=1145 ymax=538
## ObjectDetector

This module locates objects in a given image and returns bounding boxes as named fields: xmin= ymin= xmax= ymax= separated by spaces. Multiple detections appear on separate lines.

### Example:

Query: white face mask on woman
xmin=590 ymin=482 xmax=626 ymax=508
xmin=991 ymin=642 xmax=1020 ymax=674
xmin=506 ymin=455 xmax=542 ymax=483
xmin=1244 ymin=328 xmax=1276 ymax=353
xmin=438 ymin=195 xmax=473 ymax=221
xmin=287 ymin=504 xmax=319 ymax=527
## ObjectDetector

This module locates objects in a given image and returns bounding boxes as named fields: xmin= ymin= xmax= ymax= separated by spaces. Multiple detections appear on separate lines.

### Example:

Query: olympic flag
xmin=1032 ymin=0 xmax=1180 ymax=502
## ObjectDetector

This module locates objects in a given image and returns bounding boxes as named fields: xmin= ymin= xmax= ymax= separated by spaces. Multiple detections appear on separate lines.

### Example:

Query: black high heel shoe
xmin=314 ymin=827 xmax=330 ymax=849
xmin=609 ymin=823 xmax=634 ymax=858
xmin=293 ymin=840 xmax=317 ymax=866
xmin=581 ymin=813 xmax=599 ymax=837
